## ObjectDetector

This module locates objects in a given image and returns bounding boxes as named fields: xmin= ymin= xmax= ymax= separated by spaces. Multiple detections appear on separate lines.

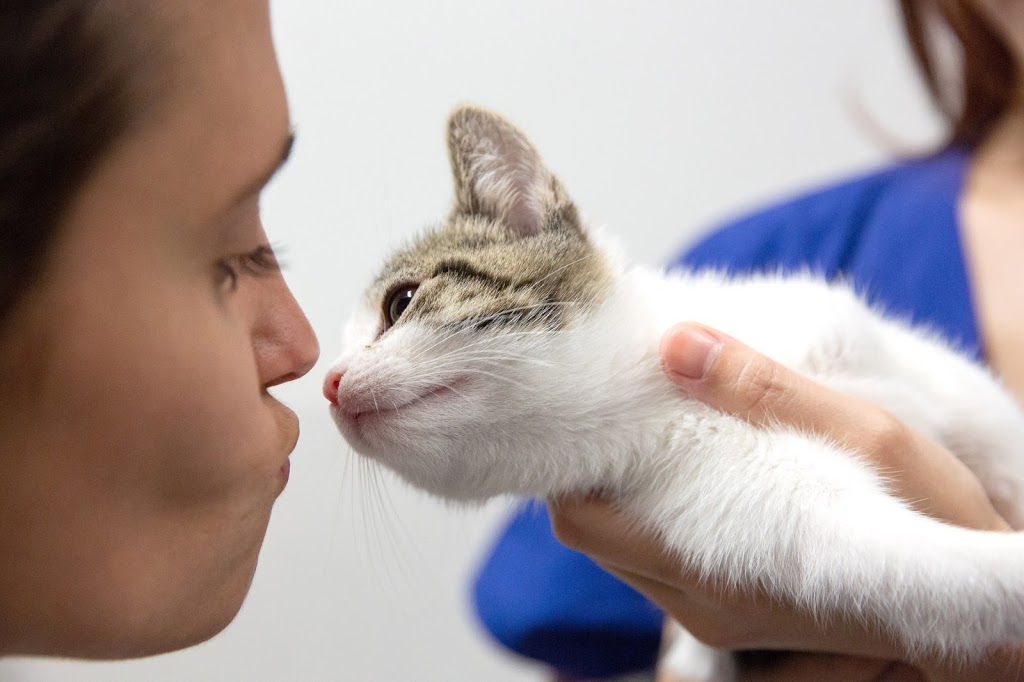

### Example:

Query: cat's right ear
xmin=447 ymin=106 xmax=579 ymax=238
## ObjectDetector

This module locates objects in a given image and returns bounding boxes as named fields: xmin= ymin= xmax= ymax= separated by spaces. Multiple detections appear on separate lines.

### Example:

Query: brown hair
xmin=0 ymin=2 xmax=144 ymax=330
xmin=899 ymin=0 xmax=1019 ymax=149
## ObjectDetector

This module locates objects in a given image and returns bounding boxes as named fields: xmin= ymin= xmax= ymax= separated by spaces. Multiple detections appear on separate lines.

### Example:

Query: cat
xmin=324 ymin=105 xmax=1024 ymax=679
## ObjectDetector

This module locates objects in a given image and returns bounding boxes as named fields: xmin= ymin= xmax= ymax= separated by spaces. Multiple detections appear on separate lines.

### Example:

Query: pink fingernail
xmin=665 ymin=326 xmax=723 ymax=380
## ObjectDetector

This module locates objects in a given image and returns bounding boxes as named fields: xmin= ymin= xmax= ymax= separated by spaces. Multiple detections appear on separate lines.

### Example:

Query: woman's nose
xmin=254 ymin=277 xmax=320 ymax=389
xmin=323 ymin=369 xmax=342 ymax=405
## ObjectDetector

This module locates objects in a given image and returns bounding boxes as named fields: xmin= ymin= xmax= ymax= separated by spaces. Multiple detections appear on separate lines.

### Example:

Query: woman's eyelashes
xmin=217 ymin=244 xmax=283 ymax=292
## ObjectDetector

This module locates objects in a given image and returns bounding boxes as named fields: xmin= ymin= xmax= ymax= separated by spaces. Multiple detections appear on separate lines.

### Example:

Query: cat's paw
xmin=661 ymin=624 xmax=738 ymax=682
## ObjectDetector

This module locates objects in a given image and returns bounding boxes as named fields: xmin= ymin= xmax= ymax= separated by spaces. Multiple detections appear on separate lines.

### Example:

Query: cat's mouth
xmin=336 ymin=377 xmax=468 ymax=424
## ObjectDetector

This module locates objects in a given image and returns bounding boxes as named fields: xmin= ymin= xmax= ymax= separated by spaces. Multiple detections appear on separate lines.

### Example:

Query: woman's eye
xmin=216 ymin=244 xmax=282 ymax=294
xmin=385 ymin=285 xmax=419 ymax=327
xmin=217 ymin=261 xmax=240 ymax=292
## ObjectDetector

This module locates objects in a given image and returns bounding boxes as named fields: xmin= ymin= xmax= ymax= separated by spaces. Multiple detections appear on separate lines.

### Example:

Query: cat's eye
xmin=385 ymin=284 xmax=419 ymax=327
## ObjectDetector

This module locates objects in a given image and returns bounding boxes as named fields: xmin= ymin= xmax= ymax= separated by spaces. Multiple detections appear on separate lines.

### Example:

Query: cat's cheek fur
xmin=329 ymin=299 xmax=667 ymax=501
xmin=329 ymin=318 xmax=524 ymax=499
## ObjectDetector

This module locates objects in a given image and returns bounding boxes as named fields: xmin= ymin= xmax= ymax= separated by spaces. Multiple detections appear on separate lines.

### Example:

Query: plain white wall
xmin=1 ymin=2 xmax=943 ymax=680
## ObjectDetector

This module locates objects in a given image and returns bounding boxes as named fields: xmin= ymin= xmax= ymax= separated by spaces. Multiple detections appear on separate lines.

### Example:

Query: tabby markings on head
xmin=367 ymin=106 xmax=613 ymax=337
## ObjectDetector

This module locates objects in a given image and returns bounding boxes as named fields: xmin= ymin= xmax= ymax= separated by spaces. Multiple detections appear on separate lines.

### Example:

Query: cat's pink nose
xmin=323 ymin=370 xmax=343 ymax=405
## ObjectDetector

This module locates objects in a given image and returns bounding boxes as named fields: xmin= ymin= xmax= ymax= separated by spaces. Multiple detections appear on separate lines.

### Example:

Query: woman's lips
xmin=273 ymin=403 xmax=299 ymax=488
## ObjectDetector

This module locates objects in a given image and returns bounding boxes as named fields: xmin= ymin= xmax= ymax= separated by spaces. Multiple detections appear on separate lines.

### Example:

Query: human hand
xmin=550 ymin=322 xmax=1018 ymax=681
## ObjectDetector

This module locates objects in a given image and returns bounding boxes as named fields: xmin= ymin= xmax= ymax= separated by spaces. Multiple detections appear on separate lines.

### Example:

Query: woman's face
xmin=0 ymin=0 xmax=318 ymax=658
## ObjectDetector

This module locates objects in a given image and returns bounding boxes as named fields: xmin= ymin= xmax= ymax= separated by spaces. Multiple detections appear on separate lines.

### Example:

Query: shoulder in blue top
xmin=471 ymin=149 xmax=978 ymax=679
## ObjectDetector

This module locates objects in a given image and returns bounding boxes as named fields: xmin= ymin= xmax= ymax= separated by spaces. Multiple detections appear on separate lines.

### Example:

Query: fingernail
xmin=664 ymin=325 xmax=723 ymax=380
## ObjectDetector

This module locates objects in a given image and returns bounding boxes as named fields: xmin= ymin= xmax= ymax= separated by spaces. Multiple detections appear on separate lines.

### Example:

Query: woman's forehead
xmin=82 ymin=1 xmax=290 ymax=242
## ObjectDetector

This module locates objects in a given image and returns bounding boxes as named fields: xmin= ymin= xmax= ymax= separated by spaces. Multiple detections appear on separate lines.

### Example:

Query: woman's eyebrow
xmin=231 ymin=129 xmax=296 ymax=205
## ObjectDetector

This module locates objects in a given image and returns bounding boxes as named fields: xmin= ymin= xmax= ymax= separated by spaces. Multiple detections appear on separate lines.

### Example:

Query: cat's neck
xmin=531 ymin=264 xmax=694 ymax=491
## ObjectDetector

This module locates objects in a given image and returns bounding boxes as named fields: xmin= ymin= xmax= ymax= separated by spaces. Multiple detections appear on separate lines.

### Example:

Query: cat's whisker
xmin=524 ymin=253 xmax=595 ymax=289
xmin=394 ymin=374 xmax=473 ymax=404
xmin=367 ymin=465 xmax=407 ymax=577
xmin=360 ymin=458 xmax=409 ymax=594
xmin=406 ymin=311 xmax=516 ymax=358
xmin=409 ymin=301 xmax=579 ymax=360
xmin=388 ymin=385 xmax=423 ymax=401
xmin=326 ymin=442 xmax=358 ymax=573
xmin=410 ymin=324 xmax=506 ymax=362
xmin=457 ymin=301 xmax=581 ymax=332
xmin=369 ymin=462 xmax=447 ymax=605
xmin=448 ymin=367 xmax=532 ymax=390
xmin=353 ymin=456 xmax=380 ymax=575
xmin=389 ymin=359 xmax=532 ymax=392
xmin=413 ymin=339 xmax=534 ymax=368
xmin=413 ymin=328 xmax=577 ymax=368
xmin=404 ymin=356 xmax=551 ymax=384
xmin=437 ymin=381 xmax=470 ymax=402
xmin=430 ymin=318 xmax=574 ymax=352
xmin=419 ymin=349 xmax=563 ymax=369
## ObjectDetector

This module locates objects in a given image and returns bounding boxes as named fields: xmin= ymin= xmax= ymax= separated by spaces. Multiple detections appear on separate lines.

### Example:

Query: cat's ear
xmin=447 ymin=106 xmax=579 ymax=237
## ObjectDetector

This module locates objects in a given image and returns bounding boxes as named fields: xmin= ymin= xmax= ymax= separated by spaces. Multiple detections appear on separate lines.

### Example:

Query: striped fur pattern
xmin=326 ymin=106 xmax=1024 ymax=678
xmin=364 ymin=107 xmax=612 ymax=339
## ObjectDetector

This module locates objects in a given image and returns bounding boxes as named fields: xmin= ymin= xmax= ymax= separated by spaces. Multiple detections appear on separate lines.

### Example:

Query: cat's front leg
xmin=631 ymin=413 xmax=1024 ymax=663
xmin=661 ymin=622 xmax=737 ymax=682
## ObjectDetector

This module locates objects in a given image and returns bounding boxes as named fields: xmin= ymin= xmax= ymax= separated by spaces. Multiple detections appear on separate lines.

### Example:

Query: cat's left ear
xmin=447 ymin=106 xmax=581 ymax=238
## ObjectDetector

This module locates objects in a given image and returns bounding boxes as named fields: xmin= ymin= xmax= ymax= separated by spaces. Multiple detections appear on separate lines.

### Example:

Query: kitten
xmin=324 ymin=106 xmax=1024 ymax=679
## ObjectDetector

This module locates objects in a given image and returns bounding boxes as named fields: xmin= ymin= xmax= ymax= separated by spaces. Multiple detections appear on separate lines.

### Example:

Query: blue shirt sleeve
xmin=674 ymin=161 xmax=913 ymax=277
xmin=472 ymin=501 xmax=663 ymax=679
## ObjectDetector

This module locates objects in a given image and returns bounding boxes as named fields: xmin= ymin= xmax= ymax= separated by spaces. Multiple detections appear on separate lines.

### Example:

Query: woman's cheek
xmin=147 ymin=310 xmax=279 ymax=504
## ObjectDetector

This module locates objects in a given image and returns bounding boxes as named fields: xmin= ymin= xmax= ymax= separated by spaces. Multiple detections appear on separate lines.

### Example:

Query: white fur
xmin=329 ymin=101 xmax=1024 ymax=675
xmin=330 ymin=239 xmax=1024 ymax=676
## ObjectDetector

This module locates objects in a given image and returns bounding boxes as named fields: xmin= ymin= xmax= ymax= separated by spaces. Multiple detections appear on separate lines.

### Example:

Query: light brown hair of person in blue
xmin=0 ymin=1 xmax=318 ymax=658
xmin=552 ymin=0 xmax=1024 ymax=679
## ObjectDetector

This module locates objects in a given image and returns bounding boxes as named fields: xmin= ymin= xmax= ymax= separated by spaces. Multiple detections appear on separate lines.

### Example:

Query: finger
xmin=548 ymin=496 xmax=688 ymax=579
xmin=660 ymin=323 xmax=1008 ymax=531
xmin=599 ymin=558 xmax=941 ymax=664
xmin=923 ymin=642 xmax=1024 ymax=681
xmin=661 ymin=322 xmax=903 ymax=440
xmin=553 ymin=499 xmax=933 ymax=663
xmin=738 ymin=654 xmax=913 ymax=682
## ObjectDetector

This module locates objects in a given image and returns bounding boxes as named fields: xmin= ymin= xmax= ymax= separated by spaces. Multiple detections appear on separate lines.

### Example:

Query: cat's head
xmin=325 ymin=106 xmax=624 ymax=501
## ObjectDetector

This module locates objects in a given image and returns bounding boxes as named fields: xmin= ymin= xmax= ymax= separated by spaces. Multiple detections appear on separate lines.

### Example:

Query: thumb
xmin=659 ymin=322 xmax=1009 ymax=532
xmin=659 ymin=322 xmax=798 ymax=424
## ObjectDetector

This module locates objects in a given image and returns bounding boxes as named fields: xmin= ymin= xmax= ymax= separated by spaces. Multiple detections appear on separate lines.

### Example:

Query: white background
xmin=1 ymin=1 xmax=943 ymax=680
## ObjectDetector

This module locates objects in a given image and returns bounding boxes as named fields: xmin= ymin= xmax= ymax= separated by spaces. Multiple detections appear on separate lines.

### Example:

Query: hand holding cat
xmin=659 ymin=323 xmax=1009 ymax=533
xmin=549 ymin=322 xmax=1020 ymax=681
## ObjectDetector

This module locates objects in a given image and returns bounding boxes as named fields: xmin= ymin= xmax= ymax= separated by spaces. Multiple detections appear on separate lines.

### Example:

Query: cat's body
xmin=326 ymin=106 xmax=1024 ymax=678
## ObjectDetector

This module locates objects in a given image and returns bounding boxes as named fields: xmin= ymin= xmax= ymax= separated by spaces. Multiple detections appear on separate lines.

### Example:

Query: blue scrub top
xmin=471 ymin=148 xmax=980 ymax=679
